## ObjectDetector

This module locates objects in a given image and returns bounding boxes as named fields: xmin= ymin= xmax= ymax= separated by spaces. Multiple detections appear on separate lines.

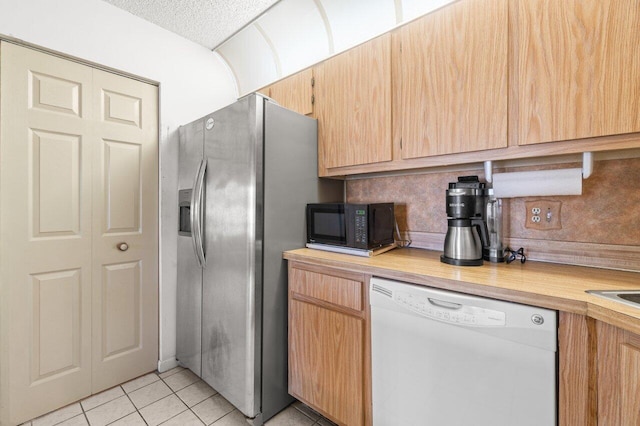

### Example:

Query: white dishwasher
xmin=370 ymin=277 xmax=557 ymax=426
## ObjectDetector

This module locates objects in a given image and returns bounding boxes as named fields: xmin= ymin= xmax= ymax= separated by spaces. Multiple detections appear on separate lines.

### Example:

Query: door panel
xmin=31 ymin=129 xmax=82 ymax=236
xmin=91 ymin=68 xmax=158 ymax=393
xmin=31 ymin=269 xmax=82 ymax=381
xmin=1 ymin=42 xmax=93 ymax=425
xmin=101 ymin=262 xmax=142 ymax=359
xmin=29 ymin=71 xmax=82 ymax=116
xmin=102 ymin=89 xmax=142 ymax=127
xmin=103 ymin=139 xmax=142 ymax=233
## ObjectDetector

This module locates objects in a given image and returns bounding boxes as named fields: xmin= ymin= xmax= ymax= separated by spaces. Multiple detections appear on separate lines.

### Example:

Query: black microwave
xmin=306 ymin=203 xmax=395 ymax=250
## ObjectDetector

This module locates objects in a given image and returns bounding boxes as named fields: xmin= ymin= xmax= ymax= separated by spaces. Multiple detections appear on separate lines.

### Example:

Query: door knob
xmin=117 ymin=242 xmax=129 ymax=251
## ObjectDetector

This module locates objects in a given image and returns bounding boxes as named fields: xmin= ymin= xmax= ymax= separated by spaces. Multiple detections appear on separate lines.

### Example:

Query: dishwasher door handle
xmin=428 ymin=298 xmax=463 ymax=310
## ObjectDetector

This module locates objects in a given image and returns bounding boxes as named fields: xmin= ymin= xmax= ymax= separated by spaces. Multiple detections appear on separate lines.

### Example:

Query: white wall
xmin=0 ymin=0 xmax=238 ymax=371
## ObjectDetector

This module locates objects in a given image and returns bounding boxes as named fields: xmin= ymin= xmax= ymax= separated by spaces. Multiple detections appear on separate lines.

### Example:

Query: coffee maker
xmin=441 ymin=176 xmax=489 ymax=266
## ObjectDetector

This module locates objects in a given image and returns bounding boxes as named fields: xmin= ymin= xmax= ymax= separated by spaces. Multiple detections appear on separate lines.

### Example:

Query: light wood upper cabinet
xmin=397 ymin=0 xmax=508 ymax=159
xmin=262 ymin=68 xmax=314 ymax=116
xmin=514 ymin=0 xmax=640 ymax=145
xmin=259 ymin=0 xmax=640 ymax=178
xmin=315 ymin=34 xmax=392 ymax=174
xmin=288 ymin=262 xmax=370 ymax=426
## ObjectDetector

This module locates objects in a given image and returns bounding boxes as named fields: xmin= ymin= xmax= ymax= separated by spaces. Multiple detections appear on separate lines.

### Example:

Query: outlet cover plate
xmin=525 ymin=200 xmax=562 ymax=230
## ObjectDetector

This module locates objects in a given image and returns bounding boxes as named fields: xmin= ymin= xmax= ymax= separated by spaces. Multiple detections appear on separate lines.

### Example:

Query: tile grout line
xmin=102 ymin=385 xmax=136 ymax=426
xmin=155 ymin=372 xmax=199 ymax=426
xmin=79 ymin=393 xmax=90 ymax=426
xmin=139 ymin=374 xmax=179 ymax=425
xmin=119 ymin=384 xmax=150 ymax=426
xmin=81 ymin=401 xmax=91 ymax=426
xmin=211 ymin=409 xmax=237 ymax=426
xmin=156 ymin=378 xmax=189 ymax=426
xmin=46 ymin=399 xmax=91 ymax=426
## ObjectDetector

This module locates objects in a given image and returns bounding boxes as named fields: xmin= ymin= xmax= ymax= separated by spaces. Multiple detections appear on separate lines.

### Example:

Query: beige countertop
xmin=284 ymin=247 xmax=640 ymax=334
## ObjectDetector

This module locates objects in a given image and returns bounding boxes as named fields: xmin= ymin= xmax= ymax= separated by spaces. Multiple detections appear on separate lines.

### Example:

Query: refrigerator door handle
xmin=191 ymin=158 xmax=207 ymax=267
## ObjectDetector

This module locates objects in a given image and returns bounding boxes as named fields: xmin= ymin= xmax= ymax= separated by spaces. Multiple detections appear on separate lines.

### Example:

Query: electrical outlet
xmin=525 ymin=200 xmax=562 ymax=230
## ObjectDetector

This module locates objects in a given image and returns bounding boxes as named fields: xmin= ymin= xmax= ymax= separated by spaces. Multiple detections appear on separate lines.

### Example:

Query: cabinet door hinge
xmin=311 ymin=94 xmax=315 ymax=105
xmin=400 ymin=138 xmax=403 ymax=149
xmin=311 ymin=77 xmax=315 ymax=87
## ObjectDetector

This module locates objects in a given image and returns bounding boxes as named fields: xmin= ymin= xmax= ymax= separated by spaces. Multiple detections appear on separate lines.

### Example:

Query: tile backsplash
xmin=347 ymin=157 xmax=640 ymax=268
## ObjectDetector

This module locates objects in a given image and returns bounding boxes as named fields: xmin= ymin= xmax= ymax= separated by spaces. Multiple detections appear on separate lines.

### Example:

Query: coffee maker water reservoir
xmin=485 ymin=189 xmax=505 ymax=263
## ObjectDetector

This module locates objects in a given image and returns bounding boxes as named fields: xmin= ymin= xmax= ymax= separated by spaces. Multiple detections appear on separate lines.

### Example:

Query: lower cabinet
xmin=288 ymin=262 xmax=370 ymax=426
xmin=596 ymin=321 xmax=640 ymax=425
xmin=286 ymin=258 xmax=640 ymax=426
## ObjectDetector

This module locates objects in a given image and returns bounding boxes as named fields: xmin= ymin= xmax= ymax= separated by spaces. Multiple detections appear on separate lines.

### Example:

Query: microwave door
xmin=308 ymin=204 xmax=347 ymax=246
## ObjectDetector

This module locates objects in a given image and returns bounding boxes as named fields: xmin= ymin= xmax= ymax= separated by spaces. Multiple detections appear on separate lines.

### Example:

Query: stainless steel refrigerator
xmin=176 ymin=93 xmax=343 ymax=423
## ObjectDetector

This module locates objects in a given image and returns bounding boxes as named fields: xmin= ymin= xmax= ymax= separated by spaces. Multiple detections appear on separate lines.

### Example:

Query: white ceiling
xmin=101 ymin=0 xmax=281 ymax=49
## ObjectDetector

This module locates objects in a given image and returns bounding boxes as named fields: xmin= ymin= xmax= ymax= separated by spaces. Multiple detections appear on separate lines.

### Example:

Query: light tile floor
xmin=22 ymin=367 xmax=336 ymax=426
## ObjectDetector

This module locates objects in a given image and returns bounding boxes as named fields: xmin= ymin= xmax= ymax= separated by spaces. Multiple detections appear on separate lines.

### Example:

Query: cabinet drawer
xmin=289 ymin=266 xmax=364 ymax=312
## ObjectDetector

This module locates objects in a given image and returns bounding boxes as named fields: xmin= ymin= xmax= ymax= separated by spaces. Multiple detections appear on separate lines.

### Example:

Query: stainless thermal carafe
xmin=443 ymin=219 xmax=483 ymax=262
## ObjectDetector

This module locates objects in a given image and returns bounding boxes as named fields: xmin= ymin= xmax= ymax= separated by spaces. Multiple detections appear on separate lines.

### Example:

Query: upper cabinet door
xmin=515 ymin=0 xmax=640 ymax=145
xmin=398 ymin=0 xmax=508 ymax=159
xmin=264 ymin=68 xmax=314 ymax=116
xmin=315 ymin=34 xmax=392 ymax=174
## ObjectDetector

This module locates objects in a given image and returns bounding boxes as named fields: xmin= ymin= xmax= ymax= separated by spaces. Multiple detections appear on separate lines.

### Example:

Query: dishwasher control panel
xmin=394 ymin=291 xmax=506 ymax=327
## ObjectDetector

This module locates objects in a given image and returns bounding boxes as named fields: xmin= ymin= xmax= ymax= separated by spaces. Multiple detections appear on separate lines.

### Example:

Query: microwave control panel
xmin=354 ymin=208 xmax=367 ymax=244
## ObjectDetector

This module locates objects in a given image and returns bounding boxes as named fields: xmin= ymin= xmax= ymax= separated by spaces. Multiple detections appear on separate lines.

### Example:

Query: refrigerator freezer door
xmin=177 ymin=120 xmax=204 ymax=376
xmin=201 ymin=95 xmax=262 ymax=417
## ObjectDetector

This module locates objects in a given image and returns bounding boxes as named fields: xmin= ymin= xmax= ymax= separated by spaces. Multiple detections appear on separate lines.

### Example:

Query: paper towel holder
xmin=483 ymin=152 xmax=594 ymax=183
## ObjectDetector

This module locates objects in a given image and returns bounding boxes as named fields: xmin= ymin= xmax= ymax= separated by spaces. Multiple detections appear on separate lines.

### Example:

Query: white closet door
xmin=90 ymin=67 xmax=158 ymax=393
xmin=0 ymin=42 xmax=94 ymax=425
xmin=0 ymin=42 xmax=159 ymax=424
